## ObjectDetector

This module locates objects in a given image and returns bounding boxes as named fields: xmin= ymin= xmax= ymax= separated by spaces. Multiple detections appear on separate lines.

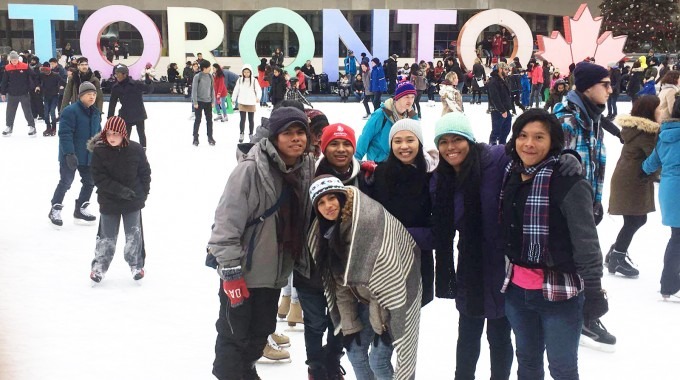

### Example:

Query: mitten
xmin=65 ymin=153 xmax=78 ymax=170
xmin=583 ymin=280 xmax=609 ymax=321
xmin=360 ymin=161 xmax=377 ymax=180
xmin=218 ymin=265 xmax=250 ymax=308
xmin=342 ymin=332 xmax=361 ymax=351
xmin=558 ymin=153 xmax=583 ymax=177
xmin=119 ymin=187 xmax=137 ymax=201
xmin=593 ymin=202 xmax=604 ymax=226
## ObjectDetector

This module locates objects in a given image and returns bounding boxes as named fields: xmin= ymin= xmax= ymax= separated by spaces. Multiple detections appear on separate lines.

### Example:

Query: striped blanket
xmin=308 ymin=187 xmax=422 ymax=380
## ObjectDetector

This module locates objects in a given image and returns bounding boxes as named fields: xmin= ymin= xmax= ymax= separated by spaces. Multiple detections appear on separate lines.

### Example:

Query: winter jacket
xmin=543 ymin=88 xmax=569 ymax=113
xmin=233 ymin=68 xmax=262 ymax=107
xmin=471 ymin=63 xmax=487 ymax=91
xmin=609 ymin=68 xmax=621 ymax=95
xmin=530 ymin=65 xmax=543 ymax=85
xmin=354 ymin=98 xmax=418 ymax=162
xmin=554 ymin=91 xmax=607 ymax=203
xmin=257 ymin=67 xmax=270 ymax=88
xmin=362 ymin=68 xmax=373 ymax=95
xmin=0 ymin=62 xmax=36 ymax=96
xmin=107 ymin=77 xmax=148 ymax=124
xmin=520 ymin=73 xmax=531 ymax=106
xmin=344 ymin=55 xmax=358 ymax=76
xmin=439 ymin=83 xmax=463 ymax=114
xmin=301 ymin=64 xmax=316 ymax=78
xmin=657 ymin=84 xmax=679 ymax=122
xmin=385 ymin=57 xmax=398 ymax=81
xmin=369 ymin=64 xmax=387 ymax=93
xmin=61 ymin=70 xmax=104 ymax=112
xmin=38 ymin=72 xmax=65 ymax=97
xmin=487 ymin=71 xmax=513 ymax=114
xmin=271 ymin=51 xmax=284 ymax=67
xmin=182 ymin=66 xmax=193 ymax=84
xmin=269 ymin=74 xmax=287 ymax=105
xmin=167 ymin=67 xmax=180 ymax=83
xmin=609 ymin=115 xmax=659 ymax=215
xmin=626 ymin=68 xmax=644 ymax=97
xmin=643 ymin=119 xmax=680 ymax=227
xmin=501 ymin=170 xmax=603 ymax=283
xmin=213 ymin=74 xmax=227 ymax=98
xmin=207 ymin=139 xmax=315 ymax=287
xmin=353 ymin=79 xmax=364 ymax=93
xmin=637 ymin=80 xmax=657 ymax=96
xmin=410 ymin=70 xmax=428 ymax=91
xmin=191 ymin=72 xmax=215 ymax=106
xmin=223 ymin=70 xmax=239 ymax=92
xmin=430 ymin=144 xmax=509 ymax=319
xmin=58 ymin=100 xmax=102 ymax=166
xmin=90 ymin=138 xmax=151 ymax=215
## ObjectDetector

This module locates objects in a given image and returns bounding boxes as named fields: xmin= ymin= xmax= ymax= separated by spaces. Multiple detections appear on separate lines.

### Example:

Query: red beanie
xmin=320 ymin=123 xmax=356 ymax=153
xmin=101 ymin=116 xmax=129 ymax=147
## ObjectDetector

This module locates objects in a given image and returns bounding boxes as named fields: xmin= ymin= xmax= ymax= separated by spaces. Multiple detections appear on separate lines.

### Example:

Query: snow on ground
xmin=0 ymin=99 xmax=678 ymax=380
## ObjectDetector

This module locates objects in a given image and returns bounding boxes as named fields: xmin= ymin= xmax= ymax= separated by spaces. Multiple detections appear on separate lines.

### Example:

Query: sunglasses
xmin=598 ymin=81 xmax=612 ymax=89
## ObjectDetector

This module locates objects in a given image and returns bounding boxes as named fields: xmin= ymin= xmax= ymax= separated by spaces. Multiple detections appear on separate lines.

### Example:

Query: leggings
xmin=372 ymin=92 xmax=383 ymax=111
xmin=239 ymin=111 xmax=255 ymax=135
xmin=614 ymin=215 xmax=647 ymax=252
xmin=363 ymin=93 xmax=372 ymax=115
xmin=413 ymin=90 xmax=423 ymax=116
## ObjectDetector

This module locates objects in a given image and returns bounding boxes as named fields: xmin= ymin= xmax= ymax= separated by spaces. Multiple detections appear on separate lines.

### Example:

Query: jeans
xmin=91 ymin=210 xmax=144 ymax=273
xmin=261 ymin=87 xmax=269 ymax=105
xmin=50 ymin=162 xmax=94 ymax=206
xmin=354 ymin=91 xmax=364 ymax=102
xmin=5 ymin=94 xmax=35 ymax=128
xmin=614 ymin=215 xmax=647 ymax=252
xmin=427 ymin=85 xmax=436 ymax=101
xmin=489 ymin=111 xmax=512 ymax=145
xmin=455 ymin=314 xmax=513 ymax=380
xmin=281 ymin=274 xmax=298 ymax=302
xmin=214 ymin=284 xmax=281 ymax=380
xmin=345 ymin=304 xmax=394 ymax=380
xmin=661 ymin=227 xmax=680 ymax=295
xmin=457 ymin=81 xmax=465 ymax=94
xmin=126 ymin=120 xmax=146 ymax=148
xmin=297 ymin=287 xmax=344 ymax=369
xmin=43 ymin=95 xmax=59 ymax=126
xmin=607 ymin=92 xmax=619 ymax=117
xmin=505 ymin=284 xmax=584 ymax=380
xmin=193 ymin=101 xmax=214 ymax=138
xmin=530 ymin=84 xmax=543 ymax=108
xmin=215 ymin=96 xmax=227 ymax=116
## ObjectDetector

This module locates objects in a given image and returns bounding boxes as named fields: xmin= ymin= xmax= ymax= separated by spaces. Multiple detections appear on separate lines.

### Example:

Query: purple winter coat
xmin=430 ymin=144 xmax=509 ymax=319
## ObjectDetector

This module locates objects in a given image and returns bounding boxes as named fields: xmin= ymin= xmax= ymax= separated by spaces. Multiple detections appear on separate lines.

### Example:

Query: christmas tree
xmin=599 ymin=0 xmax=680 ymax=52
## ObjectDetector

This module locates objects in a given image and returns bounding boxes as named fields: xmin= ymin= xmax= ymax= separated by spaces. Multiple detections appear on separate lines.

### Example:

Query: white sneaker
xmin=239 ymin=133 xmax=244 ymax=143
xmin=213 ymin=115 xmax=223 ymax=121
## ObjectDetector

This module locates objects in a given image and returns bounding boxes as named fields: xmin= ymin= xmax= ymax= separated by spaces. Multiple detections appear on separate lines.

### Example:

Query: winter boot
xmin=324 ymin=347 xmax=346 ymax=380
xmin=287 ymin=301 xmax=303 ymax=326
xmin=132 ymin=267 xmax=145 ymax=281
xmin=208 ymin=137 xmax=216 ymax=146
xmin=193 ymin=137 xmax=199 ymax=146
xmin=74 ymin=201 xmax=97 ymax=223
xmin=607 ymin=250 xmax=639 ymax=277
xmin=278 ymin=295 xmax=291 ymax=318
xmin=261 ymin=335 xmax=291 ymax=362
xmin=28 ymin=126 xmax=36 ymax=136
xmin=51 ymin=122 xmax=57 ymax=136
xmin=2 ymin=126 xmax=13 ymax=136
xmin=239 ymin=132 xmax=245 ymax=143
xmin=307 ymin=363 xmax=329 ymax=380
xmin=270 ymin=332 xmax=290 ymax=347
xmin=43 ymin=127 xmax=52 ymax=136
xmin=581 ymin=318 xmax=616 ymax=351
xmin=48 ymin=203 xmax=64 ymax=226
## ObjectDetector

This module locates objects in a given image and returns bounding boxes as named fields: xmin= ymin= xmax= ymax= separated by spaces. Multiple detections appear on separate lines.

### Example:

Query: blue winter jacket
xmin=643 ymin=119 xmax=680 ymax=227
xmin=58 ymin=100 xmax=102 ymax=165
xmin=354 ymin=99 xmax=419 ymax=162
xmin=344 ymin=55 xmax=358 ymax=75
xmin=370 ymin=65 xmax=387 ymax=93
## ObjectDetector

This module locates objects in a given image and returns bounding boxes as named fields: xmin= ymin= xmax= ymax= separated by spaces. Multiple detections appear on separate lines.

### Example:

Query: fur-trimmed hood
xmin=615 ymin=114 xmax=660 ymax=134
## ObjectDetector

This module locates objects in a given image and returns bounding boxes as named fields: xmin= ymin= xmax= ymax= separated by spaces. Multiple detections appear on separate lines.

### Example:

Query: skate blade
xmin=283 ymin=325 xmax=304 ymax=333
xmin=579 ymin=335 xmax=616 ymax=353
xmin=74 ymin=219 xmax=97 ymax=226
xmin=49 ymin=221 xmax=63 ymax=230
xmin=257 ymin=357 xmax=292 ymax=364
xmin=660 ymin=293 xmax=680 ymax=302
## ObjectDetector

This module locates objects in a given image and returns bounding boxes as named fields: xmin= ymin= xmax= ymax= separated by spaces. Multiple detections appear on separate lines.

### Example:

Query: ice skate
xmin=278 ymin=295 xmax=291 ymax=319
xmin=28 ymin=126 xmax=37 ymax=136
xmin=362 ymin=114 xmax=370 ymax=120
xmin=580 ymin=319 xmax=616 ymax=353
xmin=90 ymin=270 xmax=104 ymax=284
xmin=74 ymin=201 xmax=97 ymax=225
xmin=2 ymin=126 xmax=13 ymax=136
xmin=48 ymin=203 xmax=64 ymax=227
xmin=287 ymin=301 xmax=303 ymax=327
xmin=270 ymin=332 xmax=290 ymax=348
xmin=221 ymin=115 xmax=228 ymax=122
xmin=259 ymin=335 xmax=292 ymax=364
xmin=661 ymin=291 xmax=680 ymax=302
xmin=132 ymin=267 xmax=145 ymax=281
xmin=208 ymin=137 xmax=216 ymax=146
xmin=239 ymin=133 xmax=245 ymax=143
xmin=214 ymin=115 xmax=223 ymax=121
xmin=193 ymin=137 xmax=199 ymax=146
xmin=604 ymin=244 xmax=613 ymax=266
xmin=607 ymin=250 xmax=639 ymax=278
xmin=43 ymin=128 xmax=52 ymax=137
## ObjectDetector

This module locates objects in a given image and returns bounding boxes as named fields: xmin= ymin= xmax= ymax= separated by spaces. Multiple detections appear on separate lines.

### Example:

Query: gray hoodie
xmin=191 ymin=71 xmax=215 ymax=106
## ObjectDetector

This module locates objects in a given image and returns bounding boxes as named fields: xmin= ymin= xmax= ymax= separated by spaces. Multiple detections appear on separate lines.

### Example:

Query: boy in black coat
xmin=108 ymin=64 xmax=149 ymax=148
xmin=89 ymin=116 xmax=151 ymax=283
xmin=38 ymin=63 xmax=66 ymax=136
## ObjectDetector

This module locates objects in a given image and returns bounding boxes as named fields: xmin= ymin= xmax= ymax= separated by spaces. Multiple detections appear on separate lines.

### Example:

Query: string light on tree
xmin=599 ymin=0 xmax=679 ymax=51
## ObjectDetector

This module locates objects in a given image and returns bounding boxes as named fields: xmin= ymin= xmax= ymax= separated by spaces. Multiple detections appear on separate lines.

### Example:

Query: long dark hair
xmin=381 ymin=142 xmax=428 ymax=198
xmin=213 ymin=63 xmax=224 ymax=78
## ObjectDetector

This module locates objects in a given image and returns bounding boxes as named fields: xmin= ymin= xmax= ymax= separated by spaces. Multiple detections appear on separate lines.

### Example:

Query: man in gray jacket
xmin=207 ymin=106 xmax=315 ymax=380
xmin=192 ymin=59 xmax=216 ymax=146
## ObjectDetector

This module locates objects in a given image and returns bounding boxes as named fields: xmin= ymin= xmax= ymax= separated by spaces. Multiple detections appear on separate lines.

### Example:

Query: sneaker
xmin=239 ymin=133 xmax=244 ymax=143
xmin=28 ymin=126 xmax=36 ymax=136
xmin=262 ymin=336 xmax=291 ymax=362
xmin=208 ymin=137 xmax=216 ymax=146
xmin=248 ymin=134 xmax=253 ymax=142
xmin=2 ymin=126 xmax=13 ymax=136
xmin=48 ymin=204 xmax=64 ymax=226
xmin=221 ymin=115 xmax=228 ymax=122
xmin=74 ymin=201 xmax=97 ymax=222
xmin=193 ymin=137 xmax=199 ymax=146
xmin=132 ymin=267 xmax=145 ymax=280
xmin=607 ymin=251 xmax=639 ymax=277
xmin=581 ymin=318 xmax=617 ymax=347
xmin=90 ymin=270 xmax=104 ymax=283
xmin=214 ymin=115 xmax=223 ymax=121
xmin=270 ymin=332 xmax=290 ymax=347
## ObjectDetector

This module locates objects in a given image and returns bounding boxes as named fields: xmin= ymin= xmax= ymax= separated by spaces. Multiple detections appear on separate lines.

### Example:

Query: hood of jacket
xmin=241 ymin=63 xmax=254 ymax=76
xmin=659 ymin=119 xmax=680 ymax=144
xmin=615 ymin=114 xmax=660 ymax=134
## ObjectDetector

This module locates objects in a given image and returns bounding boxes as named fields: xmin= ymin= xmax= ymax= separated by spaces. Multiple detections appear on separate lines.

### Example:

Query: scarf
xmin=279 ymin=170 xmax=304 ymax=259
xmin=500 ymin=155 xmax=559 ymax=264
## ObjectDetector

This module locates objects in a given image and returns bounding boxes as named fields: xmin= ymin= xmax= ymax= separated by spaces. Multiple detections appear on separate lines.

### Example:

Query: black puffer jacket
xmin=107 ymin=77 xmax=148 ymax=123
xmin=90 ymin=137 xmax=151 ymax=215
xmin=487 ymin=71 xmax=513 ymax=113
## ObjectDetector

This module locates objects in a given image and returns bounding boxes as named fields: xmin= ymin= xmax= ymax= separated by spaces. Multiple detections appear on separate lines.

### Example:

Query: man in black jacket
xmin=385 ymin=54 xmax=398 ymax=94
xmin=108 ymin=64 xmax=149 ymax=149
xmin=487 ymin=62 xmax=514 ymax=145
xmin=1 ymin=51 xmax=37 ymax=136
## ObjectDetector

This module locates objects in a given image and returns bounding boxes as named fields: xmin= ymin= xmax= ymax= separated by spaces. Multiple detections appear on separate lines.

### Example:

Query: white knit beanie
xmin=389 ymin=118 xmax=423 ymax=144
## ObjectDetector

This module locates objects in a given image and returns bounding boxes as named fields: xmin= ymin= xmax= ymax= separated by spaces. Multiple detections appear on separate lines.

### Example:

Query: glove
xmin=218 ymin=265 xmax=250 ymax=308
xmin=558 ymin=153 xmax=583 ymax=177
xmin=373 ymin=332 xmax=392 ymax=347
xmin=360 ymin=161 xmax=377 ymax=181
xmin=65 ymin=153 xmax=78 ymax=170
xmin=119 ymin=187 xmax=137 ymax=201
xmin=583 ymin=286 xmax=609 ymax=321
xmin=342 ymin=332 xmax=361 ymax=351
xmin=593 ymin=202 xmax=604 ymax=226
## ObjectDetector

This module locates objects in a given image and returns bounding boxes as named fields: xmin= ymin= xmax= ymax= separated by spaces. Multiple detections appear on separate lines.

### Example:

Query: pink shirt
xmin=511 ymin=266 xmax=543 ymax=290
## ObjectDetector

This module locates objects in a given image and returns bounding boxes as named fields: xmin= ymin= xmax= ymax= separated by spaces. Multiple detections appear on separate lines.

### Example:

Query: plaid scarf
xmin=500 ymin=155 xmax=559 ymax=264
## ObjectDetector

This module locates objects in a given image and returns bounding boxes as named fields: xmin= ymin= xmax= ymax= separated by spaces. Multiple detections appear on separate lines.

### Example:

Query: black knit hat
xmin=268 ymin=106 xmax=309 ymax=138
xmin=77 ymin=57 xmax=88 ymax=64
xmin=574 ymin=62 xmax=609 ymax=93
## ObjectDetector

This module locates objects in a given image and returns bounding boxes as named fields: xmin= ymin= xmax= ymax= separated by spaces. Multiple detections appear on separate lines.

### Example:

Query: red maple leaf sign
xmin=537 ymin=3 xmax=627 ymax=76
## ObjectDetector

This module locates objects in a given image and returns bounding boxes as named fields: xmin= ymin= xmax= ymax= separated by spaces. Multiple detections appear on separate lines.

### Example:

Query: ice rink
xmin=1 ymin=99 xmax=678 ymax=379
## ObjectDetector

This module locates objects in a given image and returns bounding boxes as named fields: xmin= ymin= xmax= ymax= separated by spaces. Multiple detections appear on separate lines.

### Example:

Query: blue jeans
xmin=455 ymin=313 xmax=513 ymax=380
xmin=261 ymin=87 xmax=269 ymax=105
xmin=50 ymin=161 xmax=94 ymax=206
xmin=215 ymin=96 xmax=227 ymax=116
xmin=505 ymin=284 xmax=584 ymax=380
xmin=490 ymin=111 xmax=512 ymax=145
xmin=661 ymin=227 xmax=680 ymax=295
xmin=345 ymin=304 xmax=394 ymax=380
xmin=607 ymin=92 xmax=619 ymax=117
xmin=43 ymin=95 xmax=59 ymax=126
xmin=297 ymin=287 xmax=344 ymax=369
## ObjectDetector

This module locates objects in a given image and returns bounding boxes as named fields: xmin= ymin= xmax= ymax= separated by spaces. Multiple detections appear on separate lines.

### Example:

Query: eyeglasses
xmin=598 ymin=81 xmax=612 ymax=89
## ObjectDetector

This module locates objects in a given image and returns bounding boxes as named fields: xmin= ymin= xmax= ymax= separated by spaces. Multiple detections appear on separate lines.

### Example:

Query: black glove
xmin=583 ymin=286 xmax=609 ymax=321
xmin=373 ymin=332 xmax=392 ymax=347
xmin=65 ymin=153 xmax=78 ymax=170
xmin=593 ymin=202 xmax=604 ymax=226
xmin=558 ymin=153 xmax=583 ymax=177
xmin=119 ymin=187 xmax=137 ymax=200
xmin=342 ymin=332 xmax=361 ymax=351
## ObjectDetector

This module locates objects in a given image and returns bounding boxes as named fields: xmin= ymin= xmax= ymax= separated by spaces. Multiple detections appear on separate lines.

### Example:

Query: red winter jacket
xmin=214 ymin=74 xmax=227 ymax=98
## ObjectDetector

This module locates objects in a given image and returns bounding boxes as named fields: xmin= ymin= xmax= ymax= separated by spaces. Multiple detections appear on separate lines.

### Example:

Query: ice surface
xmin=0 ymin=99 xmax=678 ymax=380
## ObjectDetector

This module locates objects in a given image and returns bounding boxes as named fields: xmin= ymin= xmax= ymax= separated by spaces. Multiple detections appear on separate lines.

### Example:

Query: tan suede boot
xmin=277 ymin=295 xmax=291 ymax=319
xmin=270 ymin=332 xmax=290 ymax=347
xmin=287 ymin=301 xmax=303 ymax=326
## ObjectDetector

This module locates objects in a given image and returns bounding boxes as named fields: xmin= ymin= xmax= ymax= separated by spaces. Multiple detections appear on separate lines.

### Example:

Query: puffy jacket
xmin=643 ymin=119 xmax=680 ymax=227
xmin=233 ymin=67 xmax=262 ymax=107
xmin=354 ymin=98 xmax=418 ymax=162
xmin=58 ymin=101 xmax=102 ymax=166
xmin=90 ymin=138 xmax=151 ymax=215
xmin=38 ymin=72 xmax=65 ymax=97
xmin=487 ymin=71 xmax=513 ymax=114
xmin=107 ymin=77 xmax=148 ymax=124
xmin=0 ymin=62 xmax=35 ymax=96
xmin=370 ymin=65 xmax=387 ymax=93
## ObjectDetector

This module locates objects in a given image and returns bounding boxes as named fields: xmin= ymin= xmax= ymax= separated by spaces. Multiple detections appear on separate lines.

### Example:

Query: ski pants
xmin=214 ymin=285 xmax=280 ymax=380
xmin=125 ymin=120 xmax=147 ymax=148
xmin=91 ymin=210 xmax=145 ymax=273
xmin=5 ymin=94 xmax=35 ymax=128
